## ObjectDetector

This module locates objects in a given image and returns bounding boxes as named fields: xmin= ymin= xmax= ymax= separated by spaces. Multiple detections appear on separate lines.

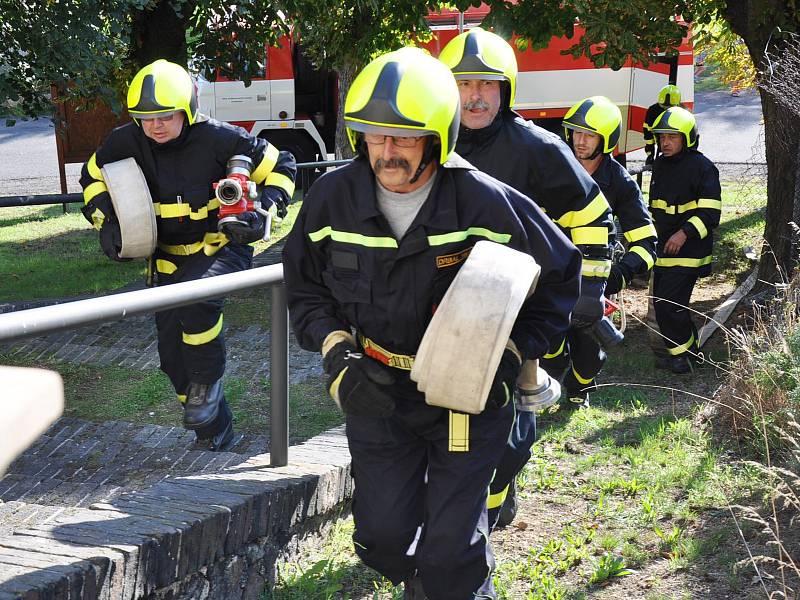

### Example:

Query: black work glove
xmin=605 ymin=264 xmax=631 ymax=296
xmin=98 ymin=218 xmax=129 ymax=262
xmin=486 ymin=349 xmax=522 ymax=410
xmin=323 ymin=341 xmax=396 ymax=417
xmin=571 ymin=292 xmax=604 ymax=329
xmin=263 ymin=187 xmax=288 ymax=218
xmin=220 ymin=211 xmax=266 ymax=244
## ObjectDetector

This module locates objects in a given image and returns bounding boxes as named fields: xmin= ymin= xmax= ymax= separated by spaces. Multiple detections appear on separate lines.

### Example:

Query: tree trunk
xmin=334 ymin=62 xmax=358 ymax=160
xmin=130 ymin=1 xmax=191 ymax=68
xmin=725 ymin=0 xmax=800 ymax=284
xmin=758 ymin=90 xmax=800 ymax=283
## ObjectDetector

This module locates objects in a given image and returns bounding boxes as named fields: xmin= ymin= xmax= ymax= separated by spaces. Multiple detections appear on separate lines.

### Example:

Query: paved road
xmin=0 ymin=89 xmax=766 ymax=197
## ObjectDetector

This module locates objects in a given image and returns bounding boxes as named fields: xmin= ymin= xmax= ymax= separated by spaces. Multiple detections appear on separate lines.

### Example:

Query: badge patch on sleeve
xmin=435 ymin=246 xmax=472 ymax=269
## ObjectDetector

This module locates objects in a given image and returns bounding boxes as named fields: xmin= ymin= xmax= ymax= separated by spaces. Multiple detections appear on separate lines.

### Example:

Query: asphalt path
xmin=0 ymin=89 xmax=766 ymax=197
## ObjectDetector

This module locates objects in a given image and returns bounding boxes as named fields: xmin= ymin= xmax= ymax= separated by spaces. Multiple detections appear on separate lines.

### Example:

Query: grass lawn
xmin=0 ymin=197 xmax=302 ymax=303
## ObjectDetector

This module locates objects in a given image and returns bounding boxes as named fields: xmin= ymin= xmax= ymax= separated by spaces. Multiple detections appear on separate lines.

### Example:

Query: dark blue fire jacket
xmin=592 ymin=155 xmax=657 ymax=281
xmin=455 ymin=111 xmax=613 ymax=305
xmin=282 ymin=154 xmax=582 ymax=362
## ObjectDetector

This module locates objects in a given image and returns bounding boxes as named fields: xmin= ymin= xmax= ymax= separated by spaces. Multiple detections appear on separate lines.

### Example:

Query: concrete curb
xmin=0 ymin=426 xmax=352 ymax=599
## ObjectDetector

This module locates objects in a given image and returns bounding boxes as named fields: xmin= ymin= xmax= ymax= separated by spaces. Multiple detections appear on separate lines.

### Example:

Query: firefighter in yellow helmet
xmin=643 ymin=83 xmax=683 ymax=164
xmin=563 ymin=95 xmax=657 ymax=388
xmin=649 ymin=106 xmax=720 ymax=373
xmin=440 ymin=27 xmax=613 ymax=528
xmin=282 ymin=46 xmax=580 ymax=600
xmin=80 ymin=59 xmax=296 ymax=451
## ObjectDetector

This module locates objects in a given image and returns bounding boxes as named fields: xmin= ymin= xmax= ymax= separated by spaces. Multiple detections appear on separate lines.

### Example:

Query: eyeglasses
xmin=363 ymin=133 xmax=423 ymax=147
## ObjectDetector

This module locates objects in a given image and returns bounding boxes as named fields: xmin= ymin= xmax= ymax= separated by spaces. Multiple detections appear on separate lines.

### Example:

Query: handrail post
xmin=270 ymin=283 xmax=289 ymax=467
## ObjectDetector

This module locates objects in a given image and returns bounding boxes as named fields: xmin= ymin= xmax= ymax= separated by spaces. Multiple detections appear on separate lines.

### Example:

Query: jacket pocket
xmin=321 ymin=269 xmax=372 ymax=304
xmin=184 ymin=184 xmax=213 ymax=212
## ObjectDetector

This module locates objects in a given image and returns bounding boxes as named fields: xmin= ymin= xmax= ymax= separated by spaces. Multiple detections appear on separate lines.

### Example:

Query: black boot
xmin=403 ymin=574 xmax=427 ymax=599
xmin=184 ymin=379 xmax=223 ymax=430
xmin=195 ymin=395 xmax=234 ymax=452
xmin=496 ymin=479 xmax=518 ymax=528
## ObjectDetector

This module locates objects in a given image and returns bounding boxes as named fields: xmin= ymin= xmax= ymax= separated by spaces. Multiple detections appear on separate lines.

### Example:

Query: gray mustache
xmin=374 ymin=158 xmax=411 ymax=173
xmin=463 ymin=99 xmax=491 ymax=111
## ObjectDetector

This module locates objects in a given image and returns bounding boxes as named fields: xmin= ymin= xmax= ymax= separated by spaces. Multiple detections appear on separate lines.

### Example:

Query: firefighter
xmin=564 ymin=96 xmax=657 ymax=296
xmin=282 ymin=47 xmax=580 ymax=600
xmin=643 ymin=84 xmax=682 ymax=165
xmin=562 ymin=96 xmax=658 ymax=389
xmin=439 ymin=27 xmax=613 ymax=528
xmin=80 ymin=59 xmax=296 ymax=451
xmin=649 ymin=106 xmax=721 ymax=374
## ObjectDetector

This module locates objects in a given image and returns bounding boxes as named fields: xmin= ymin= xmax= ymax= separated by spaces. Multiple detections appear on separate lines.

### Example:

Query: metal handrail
xmin=0 ymin=158 xmax=354 ymax=208
xmin=0 ymin=264 xmax=291 ymax=467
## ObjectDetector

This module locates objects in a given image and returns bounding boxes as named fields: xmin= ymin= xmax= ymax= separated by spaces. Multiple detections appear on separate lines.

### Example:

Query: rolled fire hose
xmin=101 ymin=158 xmax=158 ymax=259
xmin=0 ymin=367 xmax=63 ymax=476
xmin=411 ymin=240 xmax=559 ymax=414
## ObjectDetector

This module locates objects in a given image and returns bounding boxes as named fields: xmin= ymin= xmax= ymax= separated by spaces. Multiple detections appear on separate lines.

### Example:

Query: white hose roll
xmin=101 ymin=158 xmax=158 ymax=258
xmin=411 ymin=240 xmax=540 ymax=414
xmin=0 ymin=367 xmax=63 ymax=476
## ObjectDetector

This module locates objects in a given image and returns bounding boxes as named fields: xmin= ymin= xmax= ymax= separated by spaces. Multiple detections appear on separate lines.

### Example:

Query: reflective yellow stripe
xmin=90 ymin=208 xmax=105 ymax=230
xmin=309 ymin=226 xmax=398 ymax=248
xmin=251 ymin=144 xmax=280 ymax=183
xmin=157 ymin=233 xmax=229 ymax=257
xmin=624 ymin=223 xmax=657 ymax=243
xmin=202 ymin=232 xmax=229 ymax=256
xmin=329 ymin=366 xmax=347 ymax=407
xmin=555 ymin=193 xmax=609 ymax=229
xmin=630 ymin=245 xmax=655 ymax=269
xmin=666 ymin=332 xmax=695 ymax=355
xmin=571 ymin=226 xmax=608 ymax=246
xmin=155 ymin=200 xmax=215 ymax=221
xmin=87 ymin=154 xmax=103 ymax=181
xmin=449 ymin=411 xmax=469 ymax=452
xmin=427 ymin=227 xmax=511 ymax=246
xmin=572 ymin=367 xmax=594 ymax=385
xmin=177 ymin=393 xmax=187 ymax=405
xmin=265 ymin=172 xmax=296 ymax=196
xmin=158 ymin=240 xmax=205 ymax=255
xmin=656 ymin=255 xmax=713 ymax=268
xmin=698 ymin=198 xmax=722 ymax=210
xmin=687 ymin=216 xmax=708 ymax=239
xmin=156 ymin=259 xmax=177 ymax=274
xmin=182 ymin=314 xmax=224 ymax=346
xmin=582 ymin=258 xmax=612 ymax=278
xmin=650 ymin=199 xmax=703 ymax=215
xmin=83 ymin=181 xmax=107 ymax=204
xmin=543 ymin=338 xmax=566 ymax=359
xmin=487 ymin=484 xmax=509 ymax=509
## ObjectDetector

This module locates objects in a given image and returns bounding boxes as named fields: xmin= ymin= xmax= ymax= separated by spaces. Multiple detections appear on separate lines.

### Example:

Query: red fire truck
xmin=196 ymin=6 xmax=694 ymax=165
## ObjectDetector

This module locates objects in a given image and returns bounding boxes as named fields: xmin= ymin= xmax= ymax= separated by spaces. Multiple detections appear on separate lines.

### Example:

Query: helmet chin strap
xmin=409 ymin=137 xmax=437 ymax=184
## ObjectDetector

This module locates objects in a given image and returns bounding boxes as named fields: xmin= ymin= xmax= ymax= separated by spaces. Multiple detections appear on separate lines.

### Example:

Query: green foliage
xmin=587 ymin=553 xmax=632 ymax=585
xmin=283 ymin=0 xmax=437 ymax=74
xmin=0 ymin=0 xmax=135 ymax=116
xmin=694 ymin=18 xmax=756 ymax=92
